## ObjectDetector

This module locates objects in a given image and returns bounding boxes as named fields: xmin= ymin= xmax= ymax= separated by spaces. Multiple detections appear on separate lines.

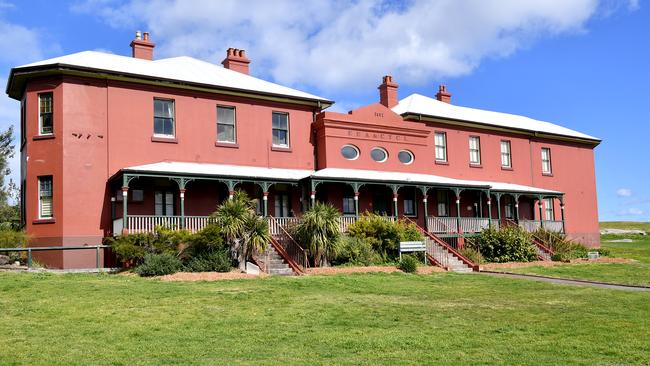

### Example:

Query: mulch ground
xmin=159 ymin=271 xmax=268 ymax=282
xmin=480 ymin=257 xmax=632 ymax=270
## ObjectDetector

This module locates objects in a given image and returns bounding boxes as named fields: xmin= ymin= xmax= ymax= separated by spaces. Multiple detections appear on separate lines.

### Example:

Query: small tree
xmin=294 ymin=202 xmax=340 ymax=267
xmin=212 ymin=191 xmax=269 ymax=270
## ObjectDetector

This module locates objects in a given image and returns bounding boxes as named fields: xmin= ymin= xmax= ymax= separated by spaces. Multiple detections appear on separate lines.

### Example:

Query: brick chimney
xmin=130 ymin=31 xmax=155 ymax=60
xmin=221 ymin=48 xmax=251 ymax=75
xmin=436 ymin=84 xmax=452 ymax=103
xmin=378 ymin=75 xmax=398 ymax=108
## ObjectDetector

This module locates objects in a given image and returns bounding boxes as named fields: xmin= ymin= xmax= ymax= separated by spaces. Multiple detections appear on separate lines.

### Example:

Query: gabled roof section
xmin=392 ymin=93 xmax=600 ymax=144
xmin=6 ymin=51 xmax=333 ymax=106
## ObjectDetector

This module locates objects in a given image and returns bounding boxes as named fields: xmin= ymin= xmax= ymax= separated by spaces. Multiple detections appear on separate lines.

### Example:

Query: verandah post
xmin=263 ymin=192 xmax=269 ymax=216
xmin=560 ymin=196 xmax=566 ymax=234
xmin=486 ymin=190 xmax=492 ymax=226
xmin=354 ymin=191 xmax=359 ymax=217
xmin=514 ymin=194 xmax=520 ymax=224
xmin=495 ymin=193 xmax=502 ymax=223
xmin=179 ymin=188 xmax=186 ymax=229
xmin=454 ymin=189 xmax=462 ymax=234
xmin=121 ymin=186 xmax=129 ymax=235
xmin=538 ymin=196 xmax=545 ymax=229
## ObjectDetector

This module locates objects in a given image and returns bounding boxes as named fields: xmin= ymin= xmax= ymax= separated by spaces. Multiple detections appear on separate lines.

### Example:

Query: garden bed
xmin=306 ymin=265 xmax=444 ymax=276
xmin=159 ymin=270 xmax=267 ymax=282
xmin=481 ymin=257 xmax=633 ymax=271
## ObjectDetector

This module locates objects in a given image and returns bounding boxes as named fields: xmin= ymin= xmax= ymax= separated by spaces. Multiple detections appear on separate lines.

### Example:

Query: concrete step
xmin=269 ymin=267 xmax=294 ymax=276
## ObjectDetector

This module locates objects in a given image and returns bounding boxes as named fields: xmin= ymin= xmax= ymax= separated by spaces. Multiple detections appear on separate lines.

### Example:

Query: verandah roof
xmin=118 ymin=161 xmax=562 ymax=196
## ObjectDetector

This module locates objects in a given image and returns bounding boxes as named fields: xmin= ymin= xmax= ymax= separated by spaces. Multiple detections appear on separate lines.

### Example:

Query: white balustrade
xmin=426 ymin=216 xmax=458 ymax=233
xmin=338 ymin=216 xmax=358 ymax=232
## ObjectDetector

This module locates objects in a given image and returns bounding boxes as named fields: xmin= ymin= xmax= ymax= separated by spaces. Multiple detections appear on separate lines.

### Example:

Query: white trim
xmin=398 ymin=150 xmax=414 ymax=165
xmin=340 ymin=144 xmax=360 ymax=160
xmin=370 ymin=147 xmax=388 ymax=163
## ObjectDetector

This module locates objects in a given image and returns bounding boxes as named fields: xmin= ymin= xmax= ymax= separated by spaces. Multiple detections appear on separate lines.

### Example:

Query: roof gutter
xmin=6 ymin=64 xmax=335 ymax=109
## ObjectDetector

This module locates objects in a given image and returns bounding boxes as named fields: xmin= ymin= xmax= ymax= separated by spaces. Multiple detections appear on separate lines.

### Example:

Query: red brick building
xmin=6 ymin=33 xmax=600 ymax=269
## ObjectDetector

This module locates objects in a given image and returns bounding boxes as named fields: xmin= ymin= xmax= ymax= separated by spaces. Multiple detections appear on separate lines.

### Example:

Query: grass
xmin=599 ymin=221 xmax=650 ymax=231
xmin=0 ymin=272 xmax=649 ymax=365
xmin=499 ymin=233 xmax=650 ymax=286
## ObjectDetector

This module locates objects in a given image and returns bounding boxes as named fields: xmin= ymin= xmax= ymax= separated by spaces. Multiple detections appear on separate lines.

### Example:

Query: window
xmin=403 ymin=188 xmax=416 ymax=216
xmin=217 ymin=106 xmax=236 ymax=143
xmin=500 ymin=140 xmax=512 ymax=168
xmin=39 ymin=93 xmax=53 ymax=135
xmin=434 ymin=132 xmax=447 ymax=162
xmin=274 ymin=193 xmax=290 ymax=217
xmin=437 ymin=190 xmax=449 ymax=217
xmin=343 ymin=197 xmax=355 ymax=215
xmin=38 ymin=176 xmax=53 ymax=219
xmin=370 ymin=147 xmax=388 ymax=162
xmin=132 ymin=190 xmax=144 ymax=202
xmin=153 ymin=99 xmax=175 ymax=137
xmin=469 ymin=136 xmax=481 ymax=165
xmin=504 ymin=196 xmax=515 ymax=219
xmin=541 ymin=148 xmax=552 ymax=174
xmin=154 ymin=191 xmax=174 ymax=216
xmin=398 ymin=150 xmax=414 ymax=165
xmin=544 ymin=198 xmax=554 ymax=221
xmin=272 ymin=112 xmax=289 ymax=147
xmin=341 ymin=145 xmax=359 ymax=160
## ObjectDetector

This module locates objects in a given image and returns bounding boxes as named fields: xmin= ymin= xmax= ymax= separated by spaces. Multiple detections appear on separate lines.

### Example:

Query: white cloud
xmin=618 ymin=207 xmax=643 ymax=216
xmin=616 ymin=188 xmax=632 ymax=197
xmin=71 ymin=0 xmax=635 ymax=94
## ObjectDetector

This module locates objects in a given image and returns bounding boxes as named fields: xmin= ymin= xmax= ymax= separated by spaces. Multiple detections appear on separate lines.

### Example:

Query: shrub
xmin=468 ymin=226 xmax=537 ymax=263
xmin=135 ymin=253 xmax=183 ymax=277
xmin=347 ymin=213 xmax=423 ymax=261
xmin=595 ymin=247 xmax=611 ymax=257
xmin=550 ymin=240 xmax=590 ymax=262
xmin=459 ymin=247 xmax=483 ymax=264
xmin=185 ymin=250 xmax=232 ymax=272
xmin=105 ymin=227 xmax=191 ymax=265
xmin=0 ymin=228 xmax=28 ymax=263
xmin=181 ymin=224 xmax=226 ymax=260
xmin=332 ymin=235 xmax=379 ymax=266
xmin=398 ymin=255 xmax=418 ymax=273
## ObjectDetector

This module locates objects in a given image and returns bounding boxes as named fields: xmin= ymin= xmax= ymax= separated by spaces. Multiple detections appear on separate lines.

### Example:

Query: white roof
xmin=392 ymin=93 xmax=599 ymax=141
xmin=311 ymin=168 xmax=561 ymax=194
xmin=122 ymin=162 xmax=560 ymax=194
xmin=123 ymin=161 xmax=313 ymax=181
xmin=16 ymin=51 xmax=330 ymax=102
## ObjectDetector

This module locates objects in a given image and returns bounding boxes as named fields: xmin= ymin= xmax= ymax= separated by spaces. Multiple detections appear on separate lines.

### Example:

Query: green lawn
xmin=1 ymin=272 xmax=649 ymax=365
xmin=599 ymin=221 xmax=650 ymax=231
xmin=498 ymin=233 xmax=650 ymax=286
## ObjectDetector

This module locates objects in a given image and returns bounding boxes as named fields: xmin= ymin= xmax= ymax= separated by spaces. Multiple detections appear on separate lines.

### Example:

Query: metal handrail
xmin=0 ymin=245 xmax=111 ymax=270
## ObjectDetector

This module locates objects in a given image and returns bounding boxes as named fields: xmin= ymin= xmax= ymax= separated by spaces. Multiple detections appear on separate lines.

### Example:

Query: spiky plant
xmin=295 ymin=202 xmax=341 ymax=267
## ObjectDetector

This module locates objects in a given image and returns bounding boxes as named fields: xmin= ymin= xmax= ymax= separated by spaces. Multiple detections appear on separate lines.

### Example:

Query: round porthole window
xmin=370 ymin=147 xmax=388 ymax=163
xmin=398 ymin=150 xmax=414 ymax=165
xmin=341 ymin=145 xmax=360 ymax=160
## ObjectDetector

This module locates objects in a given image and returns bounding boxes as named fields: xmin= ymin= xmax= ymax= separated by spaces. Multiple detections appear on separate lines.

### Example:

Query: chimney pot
xmin=436 ymin=84 xmax=452 ymax=103
xmin=130 ymin=31 xmax=155 ymax=60
xmin=378 ymin=75 xmax=398 ymax=108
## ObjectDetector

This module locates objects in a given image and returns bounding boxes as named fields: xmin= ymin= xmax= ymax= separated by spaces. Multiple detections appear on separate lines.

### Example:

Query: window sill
xmin=501 ymin=166 xmax=513 ymax=171
xmin=151 ymin=136 xmax=178 ymax=143
xmin=33 ymin=218 xmax=55 ymax=225
xmin=215 ymin=142 xmax=239 ymax=148
xmin=33 ymin=134 xmax=55 ymax=141
xmin=542 ymin=173 xmax=554 ymax=177
xmin=469 ymin=164 xmax=483 ymax=168
xmin=271 ymin=146 xmax=292 ymax=152
xmin=435 ymin=160 xmax=449 ymax=166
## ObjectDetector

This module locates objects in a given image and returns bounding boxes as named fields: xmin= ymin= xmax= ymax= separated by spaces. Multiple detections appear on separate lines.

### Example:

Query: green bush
xmin=181 ymin=224 xmax=226 ymax=259
xmin=293 ymin=202 xmax=341 ymax=267
xmin=468 ymin=226 xmax=536 ymax=263
xmin=398 ymin=255 xmax=418 ymax=273
xmin=459 ymin=247 xmax=483 ymax=264
xmin=332 ymin=235 xmax=380 ymax=266
xmin=185 ymin=250 xmax=232 ymax=272
xmin=347 ymin=213 xmax=423 ymax=261
xmin=550 ymin=241 xmax=590 ymax=262
xmin=135 ymin=253 xmax=183 ymax=277
xmin=105 ymin=227 xmax=192 ymax=265
xmin=595 ymin=247 xmax=611 ymax=257
xmin=0 ymin=228 xmax=28 ymax=263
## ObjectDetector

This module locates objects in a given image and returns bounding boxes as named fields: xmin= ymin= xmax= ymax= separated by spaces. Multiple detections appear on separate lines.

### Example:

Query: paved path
xmin=480 ymin=271 xmax=650 ymax=292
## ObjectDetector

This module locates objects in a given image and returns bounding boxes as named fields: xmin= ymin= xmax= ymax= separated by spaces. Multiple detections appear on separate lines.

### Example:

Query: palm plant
xmin=295 ymin=202 xmax=341 ymax=267
xmin=212 ymin=191 xmax=269 ymax=270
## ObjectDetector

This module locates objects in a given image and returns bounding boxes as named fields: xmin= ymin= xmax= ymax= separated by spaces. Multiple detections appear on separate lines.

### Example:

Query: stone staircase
xmin=424 ymin=237 xmax=474 ymax=273
xmin=263 ymin=245 xmax=295 ymax=276
xmin=534 ymin=244 xmax=552 ymax=261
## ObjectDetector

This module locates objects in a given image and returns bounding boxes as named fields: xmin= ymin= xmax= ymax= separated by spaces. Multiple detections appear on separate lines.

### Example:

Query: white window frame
xmin=469 ymin=136 xmax=481 ymax=165
xmin=398 ymin=150 xmax=414 ymax=165
xmin=434 ymin=132 xmax=447 ymax=162
xmin=38 ymin=92 xmax=53 ymax=136
xmin=272 ymin=112 xmax=290 ymax=147
xmin=153 ymin=98 xmax=175 ymax=138
xmin=541 ymin=147 xmax=552 ymax=174
xmin=341 ymin=144 xmax=360 ymax=160
xmin=38 ymin=176 xmax=53 ymax=219
xmin=216 ymin=105 xmax=237 ymax=143
xmin=370 ymin=147 xmax=388 ymax=163
xmin=500 ymin=140 xmax=512 ymax=168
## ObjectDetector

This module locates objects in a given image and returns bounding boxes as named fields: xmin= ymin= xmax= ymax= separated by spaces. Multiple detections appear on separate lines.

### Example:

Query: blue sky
xmin=0 ymin=0 xmax=648 ymax=221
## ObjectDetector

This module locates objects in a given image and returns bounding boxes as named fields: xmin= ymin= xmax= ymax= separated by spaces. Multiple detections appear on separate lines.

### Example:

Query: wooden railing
xmin=426 ymin=216 xmax=457 ymax=234
xmin=268 ymin=216 xmax=308 ymax=272
xmin=267 ymin=217 xmax=300 ymax=236
xmin=338 ymin=216 xmax=358 ymax=232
